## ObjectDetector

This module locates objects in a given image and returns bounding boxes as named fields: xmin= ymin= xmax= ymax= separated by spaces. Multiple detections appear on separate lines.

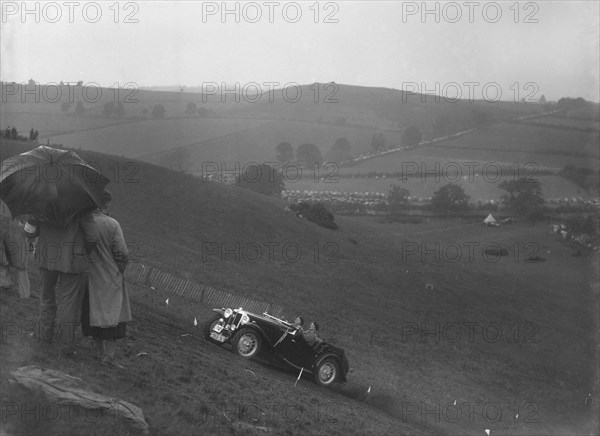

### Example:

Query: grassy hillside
xmin=1 ymin=140 xmax=598 ymax=435
xmin=222 ymin=83 xmax=546 ymax=130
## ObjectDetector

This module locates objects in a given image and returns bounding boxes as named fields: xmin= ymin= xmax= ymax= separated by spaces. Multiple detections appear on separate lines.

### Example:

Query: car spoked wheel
xmin=232 ymin=328 xmax=261 ymax=358
xmin=314 ymin=358 xmax=338 ymax=386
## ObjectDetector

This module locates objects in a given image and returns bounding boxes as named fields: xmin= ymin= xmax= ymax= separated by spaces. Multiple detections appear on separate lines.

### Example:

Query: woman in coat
xmin=81 ymin=190 xmax=131 ymax=369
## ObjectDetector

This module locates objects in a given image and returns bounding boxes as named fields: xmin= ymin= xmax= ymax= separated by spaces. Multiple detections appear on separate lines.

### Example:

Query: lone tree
xmin=152 ymin=104 xmax=166 ymax=119
xmin=235 ymin=163 xmax=284 ymax=198
xmin=296 ymin=143 xmax=323 ymax=166
xmin=556 ymin=97 xmax=588 ymax=111
xmin=431 ymin=184 xmax=470 ymax=212
xmin=387 ymin=185 xmax=410 ymax=214
xmin=370 ymin=133 xmax=386 ymax=152
xmin=275 ymin=142 xmax=294 ymax=162
xmin=402 ymin=126 xmax=422 ymax=148
xmin=185 ymin=102 xmax=197 ymax=114
xmin=499 ymin=177 xmax=545 ymax=224
xmin=326 ymin=137 xmax=352 ymax=163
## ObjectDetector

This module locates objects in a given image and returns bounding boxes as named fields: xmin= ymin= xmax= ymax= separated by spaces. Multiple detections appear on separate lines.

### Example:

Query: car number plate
xmin=213 ymin=324 xmax=223 ymax=333
xmin=210 ymin=332 xmax=227 ymax=342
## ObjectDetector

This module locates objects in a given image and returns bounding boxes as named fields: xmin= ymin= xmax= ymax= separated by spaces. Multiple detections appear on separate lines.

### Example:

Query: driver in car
xmin=291 ymin=316 xmax=305 ymax=331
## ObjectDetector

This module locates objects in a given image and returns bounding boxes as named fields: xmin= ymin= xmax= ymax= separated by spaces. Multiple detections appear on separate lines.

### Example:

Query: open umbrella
xmin=0 ymin=146 xmax=109 ymax=227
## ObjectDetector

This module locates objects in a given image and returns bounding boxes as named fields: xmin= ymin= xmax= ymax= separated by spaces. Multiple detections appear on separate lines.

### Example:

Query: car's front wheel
xmin=204 ymin=315 xmax=223 ymax=345
xmin=232 ymin=328 xmax=261 ymax=358
xmin=314 ymin=357 xmax=339 ymax=387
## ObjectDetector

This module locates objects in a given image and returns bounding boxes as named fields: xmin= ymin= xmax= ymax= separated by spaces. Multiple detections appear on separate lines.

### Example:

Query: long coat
xmin=87 ymin=210 xmax=131 ymax=327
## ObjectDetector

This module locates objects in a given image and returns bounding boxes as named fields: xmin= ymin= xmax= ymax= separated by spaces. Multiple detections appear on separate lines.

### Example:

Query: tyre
xmin=314 ymin=357 xmax=339 ymax=387
xmin=231 ymin=328 xmax=261 ymax=358
xmin=205 ymin=315 xmax=223 ymax=345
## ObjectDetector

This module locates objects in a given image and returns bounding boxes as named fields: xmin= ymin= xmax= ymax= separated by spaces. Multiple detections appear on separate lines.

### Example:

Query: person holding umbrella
xmin=80 ymin=189 xmax=131 ymax=369
xmin=24 ymin=210 xmax=97 ymax=355
xmin=1 ymin=146 xmax=109 ymax=355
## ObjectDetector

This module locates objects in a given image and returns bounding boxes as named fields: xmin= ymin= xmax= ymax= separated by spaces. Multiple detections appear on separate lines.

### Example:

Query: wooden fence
xmin=123 ymin=261 xmax=285 ymax=317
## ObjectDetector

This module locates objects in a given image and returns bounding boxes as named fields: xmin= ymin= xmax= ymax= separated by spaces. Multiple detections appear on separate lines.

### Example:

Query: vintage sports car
xmin=205 ymin=307 xmax=350 ymax=387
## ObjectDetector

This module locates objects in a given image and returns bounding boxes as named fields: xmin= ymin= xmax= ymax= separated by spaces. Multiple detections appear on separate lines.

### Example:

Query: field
xmin=520 ymin=116 xmax=600 ymax=131
xmin=0 ymin=110 xmax=136 ymax=138
xmin=47 ymin=118 xmax=269 ymax=159
xmin=1 ymin=141 xmax=598 ymax=435
xmin=144 ymin=120 xmax=407 ymax=171
xmin=346 ymin=122 xmax=599 ymax=173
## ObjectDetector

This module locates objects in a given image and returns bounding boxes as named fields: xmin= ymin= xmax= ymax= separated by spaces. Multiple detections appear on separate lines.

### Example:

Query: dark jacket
xmin=26 ymin=213 xmax=98 ymax=273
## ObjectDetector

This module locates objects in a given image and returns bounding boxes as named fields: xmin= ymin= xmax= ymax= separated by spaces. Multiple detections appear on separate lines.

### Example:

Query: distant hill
xmin=3 ymin=82 xmax=597 ymax=204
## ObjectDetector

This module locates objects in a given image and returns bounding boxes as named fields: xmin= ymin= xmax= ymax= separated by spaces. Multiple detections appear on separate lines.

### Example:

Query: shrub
xmin=291 ymin=202 xmax=338 ymax=229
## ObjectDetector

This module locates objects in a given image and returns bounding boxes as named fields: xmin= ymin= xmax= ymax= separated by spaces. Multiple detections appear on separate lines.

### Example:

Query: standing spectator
xmin=25 ymin=212 xmax=97 ymax=355
xmin=0 ymin=200 xmax=30 ymax=298
xmin=10 ymin=127 xmax=17 ymax=139
xmin=81 ymin=190 xmax=131 ymax=369
xmin=29 ymin=128 xmax=34 ymax=141
xmin=5 ymin=127 xmax=11 ymax=138
xmin=34 ymin=130 xmax=39 ymax=141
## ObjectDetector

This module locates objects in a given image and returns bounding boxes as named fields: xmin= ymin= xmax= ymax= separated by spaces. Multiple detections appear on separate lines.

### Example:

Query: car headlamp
xmin=224 ymin=308 xmax=233 ymax=318
xmin=241 ymin=314 xmax=250 ymax=324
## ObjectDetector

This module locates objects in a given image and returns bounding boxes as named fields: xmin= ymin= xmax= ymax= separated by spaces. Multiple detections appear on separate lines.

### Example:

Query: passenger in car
xmin=302 ymin=322 xmax=322 ymax=346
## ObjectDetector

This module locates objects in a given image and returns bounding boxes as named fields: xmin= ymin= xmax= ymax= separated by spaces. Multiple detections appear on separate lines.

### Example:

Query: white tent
xmin=483 ymin=214 xmax=497 ymax=225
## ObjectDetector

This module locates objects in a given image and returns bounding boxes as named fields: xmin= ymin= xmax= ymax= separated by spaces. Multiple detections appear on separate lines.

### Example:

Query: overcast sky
xmin=1 ymin=1 xmax=599 ymax=101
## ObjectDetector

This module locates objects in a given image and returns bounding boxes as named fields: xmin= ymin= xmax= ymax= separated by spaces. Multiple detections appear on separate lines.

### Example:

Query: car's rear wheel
xmin=205 ymin=315 xmax=223 ymax=345
xmin=314 ymin=357 xmax=339 ymax=387
xmin=232 ymin=328 xmax=261 ymax=358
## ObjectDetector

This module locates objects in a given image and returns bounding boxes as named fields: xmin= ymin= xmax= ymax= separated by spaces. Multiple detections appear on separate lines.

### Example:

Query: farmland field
xmin=0 ymin=110 xmax=136 ymax=138
xmin=143 ymin=119 xmax=407 ymax=169
xmin=428 ymin=122 xmax=598 ymax=160
xmin=47 ymin=117 xmax=269 ymax=158
xmin=346 ymin=123 xmax=599 ymax=173
xmin=520 ymin=116 xmax=600 ymax=131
